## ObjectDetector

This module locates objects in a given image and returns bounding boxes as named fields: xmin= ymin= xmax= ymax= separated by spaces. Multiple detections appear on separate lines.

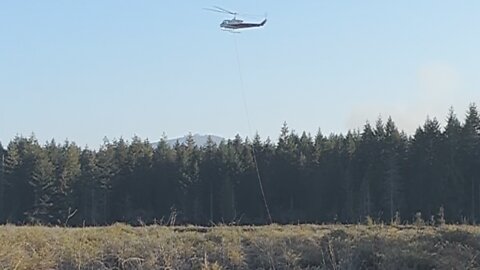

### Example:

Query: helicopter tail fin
xmin=260 ymin=19 xmax=267 ymax=26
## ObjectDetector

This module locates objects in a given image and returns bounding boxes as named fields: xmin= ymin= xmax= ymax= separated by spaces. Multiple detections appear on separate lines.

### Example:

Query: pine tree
xmin=218 ymin=137 xmax=242 ymax=222
xmin=3 ymin=137 xmax=22 ymax=222
xmin=26 ymin=144 xmax=55 ymax=224
xmin=407 ymin=117 xmax=444 ymax=220
xmin=461 ymin=104 xmax=480 ymax=223
xmin=152 ymin=136 xmax=178 ymax=222
xmin=442 ymin=107 xmax=465 ymax=221
xmin=176 ymin=133 xmax=201 ymax=222
xmin=126 ymin=136 xmax=154 ymax=223
xmin=49 ymin=140 xmax=81 ymax=224
xmin=199 ymin=136 xmax=221 ymax=223
xmin=237 ymin=135 xmax=271 ymax=223
xmin=341 ymin=131 xmax=360 ymax=222
xmin=7 ymin=136 xmax=52 ymax=223
xmin=356 ymin=122 xmax=376 ymax=219
xmin=383 ymin=117 xmax=405 ymax=222
xmin=95 ymin=139 xmax=118 ymax=224
xmin=251 ymin=133 xmax=275 ymax=223
xmin=109 ymin=138 xmax=131 ymax=222
xmin=273 ymin=123 xmax=302 ymax=221
xmin=0 ymin=143 xmax=6 ymax=223
xmin=77 ymin=148 xmax=100 ymax=225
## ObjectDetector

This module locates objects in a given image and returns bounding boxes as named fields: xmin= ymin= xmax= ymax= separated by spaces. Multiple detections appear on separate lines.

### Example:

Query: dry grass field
xmin=1 ymin=223 xmax=479 ymax=269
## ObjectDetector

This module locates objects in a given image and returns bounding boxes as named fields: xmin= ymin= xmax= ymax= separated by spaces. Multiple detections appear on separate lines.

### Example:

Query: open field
xmin=1 ymin=224 xmax=480 ymax=269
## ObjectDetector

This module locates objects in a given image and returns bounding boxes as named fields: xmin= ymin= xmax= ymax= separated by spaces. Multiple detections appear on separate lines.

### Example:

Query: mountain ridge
xmin=152 ymin=134 xmax=224 ymax=147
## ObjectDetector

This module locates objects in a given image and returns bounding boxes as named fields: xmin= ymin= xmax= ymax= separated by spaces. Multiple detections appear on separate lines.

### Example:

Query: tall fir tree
xmin=76 ymin=148 xmax=100 ymax=225
xmin=407 ymin=117 xmax=444 ymax=221
xmin=95 ymin=139 xmax=119 ymax=224
xmin=0 ymin=143 xmax=5 ymax=222
xmin=461 ymin=104 xmax=480 ymax=223
xmin=26 ymin=142 xmax=56 ymax=224
xmin=442 ymin=107 xmax=465 ymax=221
xmin=48 ymin=140 xmax=81 ymax=224
xmin=383 ymin=117 xmax=405 ymax=222
xmin=152 ymin=136 xmax=178 ymax=222
xmin=175 ymin=133 xmax=201 ymax=223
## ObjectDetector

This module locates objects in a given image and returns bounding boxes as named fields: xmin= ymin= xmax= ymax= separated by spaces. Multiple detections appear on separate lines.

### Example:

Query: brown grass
xmin=0 ymin=223 xmax=479 ymax=269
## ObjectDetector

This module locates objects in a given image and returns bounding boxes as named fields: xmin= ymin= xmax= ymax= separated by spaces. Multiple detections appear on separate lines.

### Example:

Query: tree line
xmin=1 ymin=104 xmax=480 ymax=226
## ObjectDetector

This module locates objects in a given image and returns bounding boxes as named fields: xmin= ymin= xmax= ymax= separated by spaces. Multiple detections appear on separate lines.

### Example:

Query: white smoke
xmin=346 ymin=62 xmax=471 ymax=134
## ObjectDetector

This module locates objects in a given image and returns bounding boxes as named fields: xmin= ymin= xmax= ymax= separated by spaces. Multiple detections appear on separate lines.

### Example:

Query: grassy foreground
xmin=1 ymin=224 xmax=480 ymax=269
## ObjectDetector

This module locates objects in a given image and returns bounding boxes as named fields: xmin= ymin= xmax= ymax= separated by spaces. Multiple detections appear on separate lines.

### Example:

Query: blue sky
xmin=1 ymin=1 xmax=479 ymax=147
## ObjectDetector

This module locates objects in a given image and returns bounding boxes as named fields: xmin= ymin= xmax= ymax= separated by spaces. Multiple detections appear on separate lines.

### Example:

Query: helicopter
xmin=204 ymin=6 xmax=267 ymax=31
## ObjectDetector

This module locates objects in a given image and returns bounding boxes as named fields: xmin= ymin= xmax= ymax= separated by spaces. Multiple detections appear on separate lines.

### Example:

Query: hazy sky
xmin=1 ymin=1 xmax=479 ymax=147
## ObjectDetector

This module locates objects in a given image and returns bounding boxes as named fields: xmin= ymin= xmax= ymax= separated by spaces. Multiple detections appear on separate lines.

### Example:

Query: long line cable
xmin=233 ymin=36 xmax=273 ymax=224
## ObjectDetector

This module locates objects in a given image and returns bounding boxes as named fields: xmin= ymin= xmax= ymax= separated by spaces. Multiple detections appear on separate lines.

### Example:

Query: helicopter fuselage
xmin=205 ymin=6 xmax=267 ymax=31
xmin=220 ymin=18 xmax=267 ymax=30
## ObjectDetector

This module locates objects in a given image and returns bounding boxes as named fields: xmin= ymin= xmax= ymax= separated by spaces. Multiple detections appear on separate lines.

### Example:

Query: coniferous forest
xmin=1 ymin=104 xmax=480 ymax=226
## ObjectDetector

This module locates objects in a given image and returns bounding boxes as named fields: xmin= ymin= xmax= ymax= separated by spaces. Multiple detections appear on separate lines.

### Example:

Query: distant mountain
xmin=153 ymin=134 xmax=225 ymax=148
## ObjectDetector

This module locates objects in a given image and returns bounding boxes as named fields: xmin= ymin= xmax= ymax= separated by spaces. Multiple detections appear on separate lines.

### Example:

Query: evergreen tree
xmin=26 ymin=143 xmax=55 ymax=224
xmin=127 ymin=136 xmax=154 ymax=223
xmin=7 ymin=136 xmax=49 ymax=223
xmin=250 ymin=133 xmax=275 ymax=223
xmin=95 ymin=139 xmax=118 ymax=224
xmin=272 ymin=123 xmax=303 ymax=221
xmin=217 ymin=137 xmax=242 ymax=222
xmin=152 ymin=136 xmax=178 ymax=222
xmin=0 ymin=143 xmax=6 ymax=222
xmin=48 ymin=140 xmax=81 ymax=224
xmin=442 ymin=107 xmax=465 ymax=221
xmin=176 ymin=133 xmax=201 ymax=223
xmin=3 ymin=137 xmax=22 ymax=222
xmin=355 ymin=123 xmax=376 ymax=220
xmin=76 ymin=148 xmax=100 ymax=225
xmin=199 ymin=136 xmax=221 ymax=223
xmin=383 ymin=117 xmax=405 ymax=222
xmin=341 ymin=131 xmax=360 ymax=222
xmin=461 ymin=104 xmax=480 ymax=223
xmin=407 ymin=117 xmax=444 ymax=220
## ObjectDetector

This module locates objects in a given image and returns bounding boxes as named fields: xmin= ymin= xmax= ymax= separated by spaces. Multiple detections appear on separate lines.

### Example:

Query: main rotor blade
xmin=205 ymin=6 xmax=263 ymax=19
xmin=203 ymin=7 xmax=230 ymax=14
xmin=212 ymin=6 xmax=237 ymax=15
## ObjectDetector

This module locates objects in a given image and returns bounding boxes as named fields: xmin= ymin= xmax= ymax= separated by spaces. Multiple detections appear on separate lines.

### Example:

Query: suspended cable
xmin=233 ymin=36 xmax=273 ymax=224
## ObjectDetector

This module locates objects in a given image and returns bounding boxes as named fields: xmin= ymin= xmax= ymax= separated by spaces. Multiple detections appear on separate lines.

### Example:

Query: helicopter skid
xmin=221 ymin=28 xmax=241 ymax=34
